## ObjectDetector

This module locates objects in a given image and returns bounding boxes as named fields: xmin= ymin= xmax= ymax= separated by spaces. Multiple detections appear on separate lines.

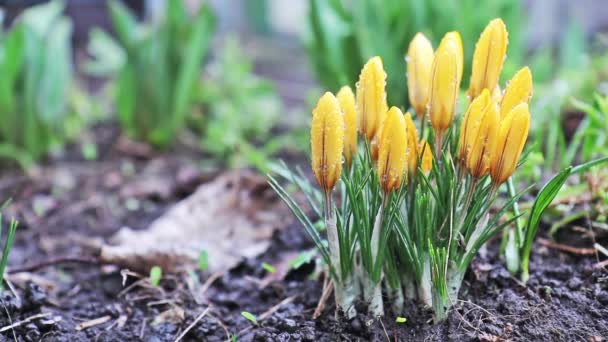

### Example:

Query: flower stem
xmin=323 ymin=191 xmax=347 ymax=315
xmin=366 ymin=195 xmax=388 ymax=317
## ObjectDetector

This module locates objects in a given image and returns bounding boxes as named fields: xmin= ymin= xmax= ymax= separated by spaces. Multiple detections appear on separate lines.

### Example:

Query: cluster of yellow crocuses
xmin=312 ymin=18 xmax=532 ymax=196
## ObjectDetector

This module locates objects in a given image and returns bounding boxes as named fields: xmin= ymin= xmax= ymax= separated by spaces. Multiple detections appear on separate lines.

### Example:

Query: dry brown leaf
xmin=100 ymin=170 xmax=287 ymax=273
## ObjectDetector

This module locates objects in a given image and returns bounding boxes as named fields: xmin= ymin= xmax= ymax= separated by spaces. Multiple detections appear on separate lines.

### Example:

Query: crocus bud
xmin=466 ymin=103 xmax=499 ymax=178
xmin=419 ymin=140 xmax=433 ymax=175
xmin=468 ymin=18 xmax=508 ymax=100
xmin=500 ymin=67 xmax=533 ymax=118
xmin=441 ymin=31 xmax=463 ymax=85
xmin=377 ymin=107 xmax=407 ymax=193
xmin=407 ymin=33 xmax=434 ymax=118
xmin=404 ymin=112 xmax=419 ymax=178
xmin=337 ymin=86 xmax=358 ymax=168
xmin=458 ymin=89 xmax=492 ymax=167
xmin=490 ymin=103 xmax=530 ymax=185
xmin=311 ymin=92 xmax=344 ymax=192
xmin=428 ymin=35 xmax=461 ymax=137
xmin=370 ymin=123 xmax=383 ymax=163
xmin=357 ymin=56 xmax=388 ymax=141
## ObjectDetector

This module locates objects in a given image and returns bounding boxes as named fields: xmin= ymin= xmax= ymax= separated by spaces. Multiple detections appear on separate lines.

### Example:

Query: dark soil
xmin=0 ymin=123 xmax=606 ymax=341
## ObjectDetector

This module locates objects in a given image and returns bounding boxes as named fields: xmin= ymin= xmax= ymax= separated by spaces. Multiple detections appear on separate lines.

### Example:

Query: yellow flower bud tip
xmin=337 ymin=86 xmax=358 ymax=168
xmin=500 ymin=66 xmax=533 ymax=118
xmin=357 ymin=56 xmax=388 ymax=141
xmin=466 ymin=103 xmax=499 ymax=178
xmin=311 ymin=92 xmax=345 ymax=192
xmin=428 ymin=36 xmax=461 ymax=136
xmin=490 ymin=103 xmax=530 ymax=185
xmin=458 ymin=89 xmax=492 ymax=165
xmin=377 ymin=107 xmax=407 ymax=193
xmin=418 ymin=139 xmax=433 ymax=175
xmin=441 ymin=31 xmax=463 ymax=84
xmin=407 ymin=33 xmax=434 ymax=118
xmin=404 ymin=112 xmax=419 ymax=176
xmin=468 ymin=18 xmax=508 ymax=100
xmin=370 ymin=120 xmax=384 ymax=163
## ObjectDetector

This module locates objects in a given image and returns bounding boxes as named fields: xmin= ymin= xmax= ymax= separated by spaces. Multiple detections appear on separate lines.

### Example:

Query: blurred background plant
xmin=304 ymin=0 xmax=524 ymax=107
xmin=524 ymin=20 xmax=608 ymax=184
xmin=82 ymin=1 xmax=291 ymax=170
xmin=85 ymin=0 xmax=215 ymax=148
xmin=0 ymin=0 xmax=77 ymax=167
xmin=194 ymin=36 xmax=283 ymax=171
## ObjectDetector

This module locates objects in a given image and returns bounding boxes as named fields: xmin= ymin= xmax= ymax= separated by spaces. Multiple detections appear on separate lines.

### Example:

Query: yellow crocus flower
xmin=404 ymin=112 xmax=419 ymax=178
xmin=441 ymin=31 xmax=463 ymax=85
xmin=406 ymin=33 xmax=434 ymax=119
xmin=468 ymin=18 xmax=508 ymax=100
xmin=357 ymin=56 xmax=388 ymax=141
xmin=418 ymin=139 xmax=433 ymax=175
xmin=490 ymin=103 xmax=530 ymax=185
xmin=377 ymin=107 xmax=407 ymax=193
xmin=311 ymin=92 xmax=345 ymax=192
xmin=500 ymin=67 xmax=533 ymax=118
xmin=428 ymin=34 xmax=461 ymax=138
xmin=466 ymin=103 xmax=499 ymax=178
xmin=458 ymin=89 xmax=492 ymax=166
xmin=337 ymin=86 xmax=358 ymax=168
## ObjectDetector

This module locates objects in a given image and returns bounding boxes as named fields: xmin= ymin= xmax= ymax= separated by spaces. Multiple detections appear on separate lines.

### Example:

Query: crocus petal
xmin=500 ymin=67 xmax=533 ymax=119
xmin=468 ymin=18 xmax=508 ymax=100
xmin=458 ymin=89 xmax=492 ymax=166
xmin=377 ymin=107 xmax=407 ymax=193
xmin=407 ymin=33 xmax=434 ymax=118
xmin=404 ymin=112 xmax=419 ymax=178
xmin=357 ymin=56 xmax=388 ymax=141
xmin=467 ymin=103 xmax=499 ymax=178
xmin=428 ymin=36 xmax=461 ymax=136
xmin=337 ymin=85 xmax=358 ymax=168
xmin=311 ymin=92 xmax=345 ymax=192
xmin=490 ymin=103 xmax=530 ymax=185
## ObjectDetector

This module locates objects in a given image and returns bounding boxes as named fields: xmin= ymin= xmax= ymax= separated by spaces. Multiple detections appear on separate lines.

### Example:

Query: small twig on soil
xmin=7 ymin=256 xmax=100 ymax=274
xmin=4 ymin=279 xmax=20 ymax=302
xmin=139 ymin=319 xmax=147 ymax=340
xmin=75 ymin=315 xmax=112 ymax=331
xmin=207 ymin=312 xmax=231 ymax=341
xmin=0 ymin=295 xmax=18 ymax=341
xmin=259 ymin=296 xmax=296 ymax=321
xmin=508 ymin=274 xmax=527 ymax=288
xmin=201 ymin=271 xmax=225 ymax=298
xmin=173 ymin=307 xmax=210 ymax=342
xmin=0 ymin=313 xmax=51 ymax=333
xmin=313 ymin=277 xmax=333 ymax=319
xmin=594 ymin=259 xmax=608 ymax=270
xmin=378 ymin=319 xmax=390 ymax=342
xmin=118 ymin=278 xmax=164 ymax=298
xmin=147 ymin=299 xmax=178 ymax=307
xmin=106 ymin=315 xmax=127 ymax=331
xmin=537 ymin=238 xmax=596 ymax=255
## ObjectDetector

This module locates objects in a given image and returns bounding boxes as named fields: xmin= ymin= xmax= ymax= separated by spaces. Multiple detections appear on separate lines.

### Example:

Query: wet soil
xmin=0 ymin=123 xmax=606 ymax=341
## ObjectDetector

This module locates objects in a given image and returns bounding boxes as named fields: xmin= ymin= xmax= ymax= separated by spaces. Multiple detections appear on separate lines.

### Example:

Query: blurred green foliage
xmin=195 ymin=37 xmax=283 ymax=170
xmin=86 ymin=0 xmax=215 ymax=147
xmin=527 ymin=19 xmax=608 ymax=180
xmin=305 ymin=0 xmax=524 ymax=107
xmin=0 ymin=0 xmax=74 ymax=165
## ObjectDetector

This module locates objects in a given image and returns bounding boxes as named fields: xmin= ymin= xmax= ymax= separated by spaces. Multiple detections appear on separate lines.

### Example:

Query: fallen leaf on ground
xmin=100 ymin=170 xmax=287 ymax=273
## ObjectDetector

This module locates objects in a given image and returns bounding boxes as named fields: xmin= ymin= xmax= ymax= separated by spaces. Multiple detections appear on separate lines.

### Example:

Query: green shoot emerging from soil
xmin=0 ymin=214 xmax=18 ymax=290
